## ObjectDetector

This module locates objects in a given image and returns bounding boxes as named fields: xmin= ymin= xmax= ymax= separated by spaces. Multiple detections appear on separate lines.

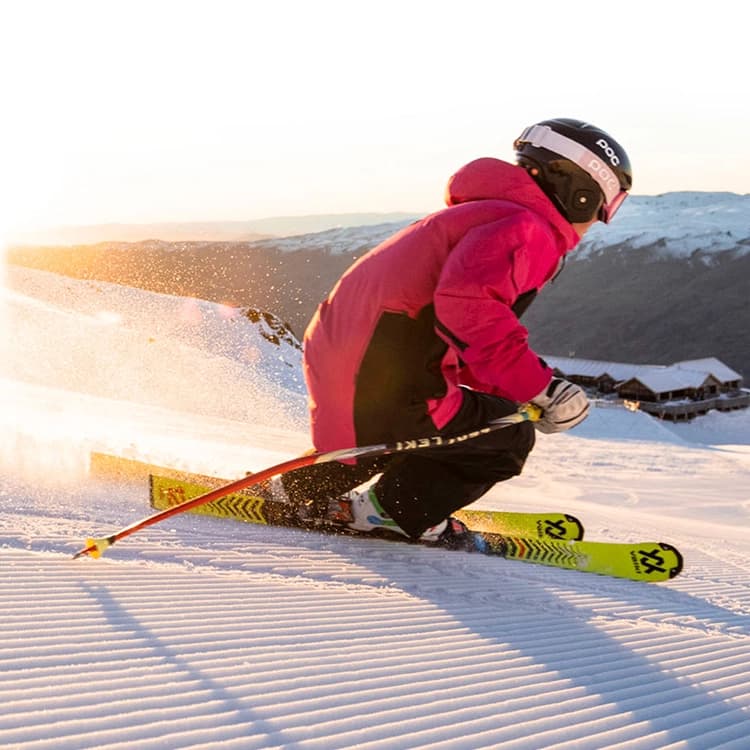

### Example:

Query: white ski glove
xmin=531 ymin=378 xmax=590 ymax=434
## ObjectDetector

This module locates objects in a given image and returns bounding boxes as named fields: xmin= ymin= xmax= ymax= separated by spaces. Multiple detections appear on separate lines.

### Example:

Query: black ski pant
xmin=282 ymin=389 xmax=535 ymax=538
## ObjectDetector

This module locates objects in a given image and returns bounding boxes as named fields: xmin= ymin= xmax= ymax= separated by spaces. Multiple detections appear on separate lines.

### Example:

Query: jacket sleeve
xmin=433 ymin=215 xmax=558 ymax=403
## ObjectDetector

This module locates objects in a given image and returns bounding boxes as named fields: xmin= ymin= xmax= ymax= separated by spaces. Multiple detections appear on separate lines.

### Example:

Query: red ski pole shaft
xmin=73 ymin=404 xmax=540 ymax=559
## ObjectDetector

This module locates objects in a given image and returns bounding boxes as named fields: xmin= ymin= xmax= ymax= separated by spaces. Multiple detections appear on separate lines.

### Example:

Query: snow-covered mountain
xmin=524 ymin=194 xmax=750 ymax=378
xmin=582 ymin=192 xmax=750 ymax=256
xmin=11 ymin=192 xmax=749 ymax=255
xmin=1 ymin=267 xmax=749 ymax=749
xmin=255 ymin=191 xmax=750 ymax=259
xmin=7 ymin=190 xmax=750 ymax=377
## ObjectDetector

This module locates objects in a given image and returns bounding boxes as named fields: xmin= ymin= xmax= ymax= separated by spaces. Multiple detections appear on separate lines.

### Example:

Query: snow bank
xmin=663 ymin=407 xmax=750 ymax=447
xmin=572 ymin=402 xmax=690 ymax=444
xmin=1 ymin=266 xmax=307 ymax=430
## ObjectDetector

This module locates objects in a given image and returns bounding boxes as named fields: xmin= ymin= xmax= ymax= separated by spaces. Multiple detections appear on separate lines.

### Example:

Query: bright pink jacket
xmin=303 ymin=158 xmax=581 ymax=451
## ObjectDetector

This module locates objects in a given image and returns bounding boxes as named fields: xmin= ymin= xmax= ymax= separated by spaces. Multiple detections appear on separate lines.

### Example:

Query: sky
xmin=2 ymin=0 xmax=749 ymax=236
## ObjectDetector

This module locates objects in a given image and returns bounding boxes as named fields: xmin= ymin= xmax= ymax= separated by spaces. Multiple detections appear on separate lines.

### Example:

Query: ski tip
xmin=564 ymin=514 xmax=585 ymax=541
xmin=660 ymin=542 xmax=684 ymax=579
xmin=72 ymin=537 xmax=111 ymax=560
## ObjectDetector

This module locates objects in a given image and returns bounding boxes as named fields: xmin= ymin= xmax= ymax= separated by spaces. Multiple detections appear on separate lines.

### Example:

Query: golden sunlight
xmin=0 ymin=219 xmax=8 ymax=335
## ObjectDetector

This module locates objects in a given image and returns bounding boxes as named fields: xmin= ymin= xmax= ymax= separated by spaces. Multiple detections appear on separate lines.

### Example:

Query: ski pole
xmin=73 ymin=403 xmax=541 ymax=559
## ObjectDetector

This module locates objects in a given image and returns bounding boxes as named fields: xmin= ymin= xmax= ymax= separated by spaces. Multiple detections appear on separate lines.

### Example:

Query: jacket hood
xmin=445 ymin=157 xmax=580 ymax=249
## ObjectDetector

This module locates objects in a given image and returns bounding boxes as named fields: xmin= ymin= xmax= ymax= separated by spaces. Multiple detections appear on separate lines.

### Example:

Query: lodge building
xmin=543 ymin=356 xmax=749 ymax=421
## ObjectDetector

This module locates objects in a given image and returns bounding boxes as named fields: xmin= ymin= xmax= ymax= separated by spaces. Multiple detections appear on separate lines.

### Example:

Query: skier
xmin=279 ymin=118 xmax=633 ymax=544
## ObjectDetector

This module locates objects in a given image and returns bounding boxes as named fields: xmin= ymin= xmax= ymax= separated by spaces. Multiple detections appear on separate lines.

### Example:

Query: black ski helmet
xmin=514 ymin=118 xmax=633 ymax=223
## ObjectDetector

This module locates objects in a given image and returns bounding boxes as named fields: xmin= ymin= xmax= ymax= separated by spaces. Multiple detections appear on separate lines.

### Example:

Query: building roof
xmin=621 ymin=367 xmax=717 ymax=394
xmin=672 ymin=358 xmax=742 ymax=382
xmin=544 ymin=355 xmax=742 ymax=392
xmin=544 ymin=356 xmax=658 ymax=383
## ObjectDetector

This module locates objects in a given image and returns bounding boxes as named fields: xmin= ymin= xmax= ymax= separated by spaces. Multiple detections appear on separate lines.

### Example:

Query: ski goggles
xmin=598 ymin=187 xmax=629 ymax=223
xmin=515 ymin=124 xmax=629 ymax=223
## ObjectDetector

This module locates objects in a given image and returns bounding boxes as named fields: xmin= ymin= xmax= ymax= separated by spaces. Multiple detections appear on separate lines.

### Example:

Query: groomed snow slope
xmin=1 ymin=267 xmax=749 ymax=750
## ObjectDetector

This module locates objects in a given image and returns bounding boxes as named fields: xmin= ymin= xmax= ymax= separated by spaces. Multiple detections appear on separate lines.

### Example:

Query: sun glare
xmin=0 ymin=222 xmax=8 ymax=336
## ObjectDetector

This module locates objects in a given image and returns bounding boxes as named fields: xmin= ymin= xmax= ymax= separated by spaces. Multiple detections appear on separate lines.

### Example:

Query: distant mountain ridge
xmin=7 ymin=192 xmax=750 ymax=377
xmin=582 ymin=191 xmax=750 ymax=257
xmin=10 ymin=212 xmax=419 ymax=246
xmin=525 ymin=192 xmax=750 ymax=377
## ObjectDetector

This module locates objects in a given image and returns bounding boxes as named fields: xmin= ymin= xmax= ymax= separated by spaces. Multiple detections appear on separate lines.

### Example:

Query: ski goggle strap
xmin=516 ymin=124 xmax=629 ymax=222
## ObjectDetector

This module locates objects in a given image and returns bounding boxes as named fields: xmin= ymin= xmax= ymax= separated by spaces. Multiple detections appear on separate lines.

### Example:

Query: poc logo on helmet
xmin=596 ymin=138 xmax=620 ymax=166
xmin=586 ymin=157 xmax=619 ymax=195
